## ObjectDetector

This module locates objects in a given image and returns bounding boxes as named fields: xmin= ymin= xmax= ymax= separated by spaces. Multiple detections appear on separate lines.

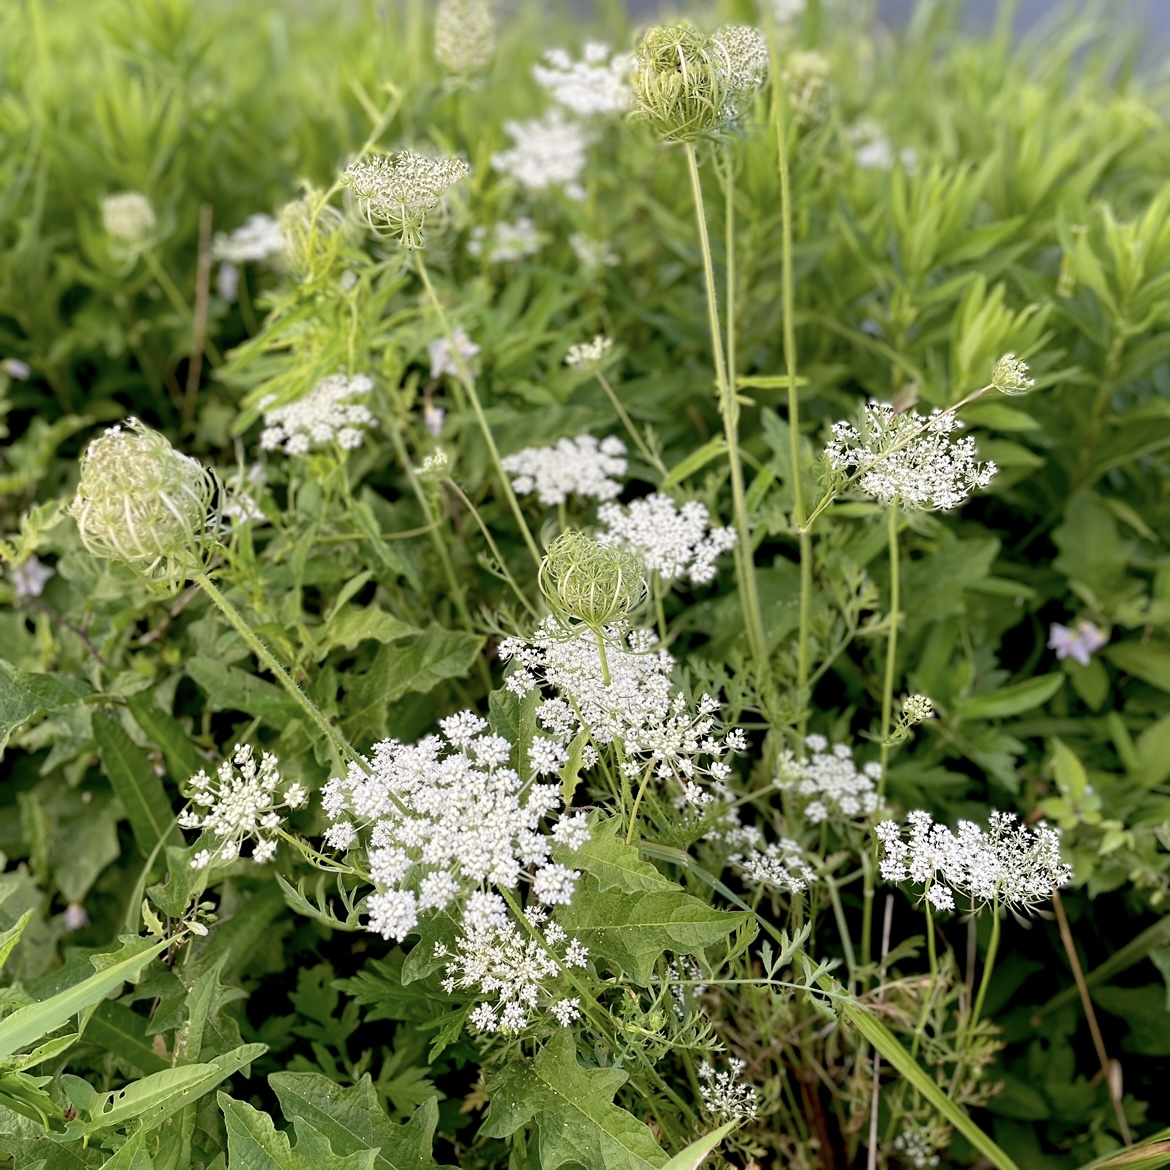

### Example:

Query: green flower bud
xmin=539 ymin=531 xmax=646 ymax=628
xmin=69 ymin=418 xmax=218 ymax=587
xmin=781 ymin=50 xmax=831 ymax=128
xmin=991 ymin=353 xmax=1035 ymax=395
xmin=102 ymin=191 xmax=158 ymax=253
xmin=278 ymin=194 xmax=346 ymax=281
xmin=631 ymin=23 xmax=767 ymax=144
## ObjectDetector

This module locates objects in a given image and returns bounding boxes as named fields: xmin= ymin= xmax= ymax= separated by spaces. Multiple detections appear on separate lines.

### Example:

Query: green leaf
xmin=0 ymin=659 xmax=88 ymax=755
xmin=187 ymin=656 xmax=299 ymax=720
xmin=481 ymin=1030 xmax=667 ymax=1170
xmin=269 ymin=1072 xmax=450 ymax=1170
xmin=0 ymin=937 xmax=168 ymax=1061
xmin=220 ymin=1092 xmax=379 ymax=1170
xmin=1107 ymin=642 xmax=1170 ymax=693
xmin=559 ymin=728 xmax=591 ymax=806
xmin=661 ymin=437 xmax=728 ymax=489
xmin=661 ymin=1122 xmax=736 ymax=1170
xmin=1075 ymin=1131 xmax=1170 ymax=1170
xmin=316 ymin=606 xmax=419 ymax=657
xmin=94 ymin=709 xmax=183 ymax=858
xmin=343 ymin=628 xmax=484 ymax=741
xmin=127 ymin=691 xmax=207 ymax=783
xmin=839 ymin=1000 xmax=1020 ymax=1170
xmin=87 ymin=1000 xmax=170 ymax=1074
xmin=0 ymin=910 xmax=33 ymax=977
xmin=557 ymin=879 xmax=748 ymax=986
xmin=103 ymin=1130 xmax=154 ymax=1170
xmin=952 ymin=674 xmax=1064 ymax=720
xmin=489 ymin=684 xmax=537 ymax=778
xmin=555 ymin=816 xmax=676 ymax=894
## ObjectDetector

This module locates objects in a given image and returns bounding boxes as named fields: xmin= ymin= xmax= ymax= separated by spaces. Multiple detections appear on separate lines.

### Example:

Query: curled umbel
xmin=69 ymin=418 xmax=218 ymax=588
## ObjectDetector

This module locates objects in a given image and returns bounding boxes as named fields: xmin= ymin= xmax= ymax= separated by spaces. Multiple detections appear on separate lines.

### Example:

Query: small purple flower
xmin=12 ymin=555 xmax=54 ymax=600
xmin=63 ymin=903 xmax=90 ymax=931
xmin=428 ymin=327 xmax=480 ymax=382
xmin=1049 ymin=619 xmax=1108 ymax=667
xmin=2 ymin=358 xmax=30 ymax=380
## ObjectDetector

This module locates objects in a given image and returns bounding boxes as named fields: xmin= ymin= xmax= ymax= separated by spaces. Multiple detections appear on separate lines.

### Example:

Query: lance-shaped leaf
xmin=481 ymin=1030 xmax=667 ymax=1170
xmin=220 ymin=1092 xmax=379 ymax=1170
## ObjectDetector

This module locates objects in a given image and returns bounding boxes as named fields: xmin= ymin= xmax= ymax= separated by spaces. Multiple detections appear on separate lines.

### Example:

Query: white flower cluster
xmin=467 ymin=218 xmax=542 ymax=263
xmin=714 ymin=824 xmax=817 ymax=894
xmin=321 ymin=710 xmax=590 ymax=942
xmin=491 ymin=110 xmax=591 ymax=200
xmin=102 ymin=191 xmax=157 ymax=249
xmin=501 ymin=435 xmax=627 ymax=506
xmin=532 ymin=43 xmax=632 ymax=116
xmin=570 ymin=233 xmax=619 ymax=271
xmin=776 ymin=735 xmax=882 ymax=824
xmin=825 ymin=402 xmax=996 ymax=511
xmin=182 ymin=745 xmax=307 ymax=869
xmin=437 ymin=902 xmax=588 ymax=1034
xmin=428 ymin=327 xmax=481 ymax=381
xmin=596 ymin=493 xmax=736 ymax=586
xmin=500 ymin=618 xmax=747 ymax=804
xmin=434 ymin=0 xmax=495 ymax=76
xmin=698 ymin=1059 xmax=759 ymax=1123
xmin=992 ymin=353 xmax=1035 ymax=395
xmin=211 ymin=214 xmax=284 ymax=264
xmin=848 ymin=118 xmax=917 ymax=172
xmin=564 ymin=335 xmax=613 ymax=368
xmin=342 ymin=151 xmax=470 ymax=246
xmin=259 ymin=374 xmax=376 ymax=455
xmin=893 ymin=1127 xmax=942 ymax=1170
xmin=875 ymin=809 xmax=1072 ymax=913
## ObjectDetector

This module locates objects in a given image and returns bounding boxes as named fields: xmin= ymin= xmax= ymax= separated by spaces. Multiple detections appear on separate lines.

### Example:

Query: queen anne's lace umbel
xmin=491 ymin=110 xmax=592 ymax=199
xmin=181 ymin=745 xmax=307 ymax=868
xmin=698 ymin=1059 xmax=759 ymax=1123
xmin=211 ymin=214 xmax=284 ymax=264
xmin=500 ymin=618 xmax=746 ymax=804
xmin=259 ymin=374 xmax=375 ymax=455
xmin=825 ymin=402 xmax=996 ymax=511
xmin=596 ymin=493 xmax=736 ymax=585
xmin=532 ymin=43 xmax=632 ymax=116
xmin=321 ymin=711 xmax=589 ymax=941
xmin=875 ymin=809 xmax=1071 ymax=912
xmin=775 ymin=735 xmax=882 ymax=823
xmin=502 ymin=435 xmax=627 ymax=506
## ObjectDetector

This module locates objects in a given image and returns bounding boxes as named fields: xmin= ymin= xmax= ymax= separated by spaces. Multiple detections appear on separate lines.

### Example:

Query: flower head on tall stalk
xmin=258 ymin=373 xmax=376 ymax=455
xmin=101 ymin=191 xmax=158 ymax=257
xmin=342 ymin=151 xmax=470 ymax=248
xmin=434 ymin=0 xmax=495 ymax=77
xmin=630 ymin=23 xmax=768 ymax=143
xmin=68 ymin=418 xmax=219 ymax=589
xmin=503 ymin=439 xmax=628 ymax=507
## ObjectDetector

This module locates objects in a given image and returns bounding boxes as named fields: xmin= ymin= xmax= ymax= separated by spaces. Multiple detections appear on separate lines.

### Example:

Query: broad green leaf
xmin=186 ymin=657 xmax=299 ymax=720
xmin=839 ymin=1000 xmax=1020 ymax=1170
xmin=661 ymin=1122 xmax=736 ymax=1170
xmin=88 ymin=1000 xmax=170 ymax=1074
xmin=94 ymin=709 xmax=183 ymax=858
xmin=316 ymin=606 xmax=419 ymax=657
xmin=63 ymin=1065 xmax=222 ymax=1134
xmin=0 ymin=937 xmax=168 ymax=1061
xmin=0 ymin=659 xmax=88 ymax=755
xmin=269 ymin=1072 xmax=450 ymax=1170
xmin=489 ymin=684 xmax=537 ymax=778
xmin=662 ymin=436 xmax=728 ymax=489
xmin=127 ymin=691 xmax=207 ymax=783
xmin=953 ymin=674 xmax=1064 ymax=720
xmin=555 ymin=816 xmax=676 ymax=894
xmin=220 ymin=1092 xmax=378 ymax=1170
xmin=482 ymin=1031 xmax=666 ymax=1169
xmin=104 ymin=1130 xmax=154 ymax=1170
xmin=0 ymin=910 xmax=32 ymax=976
xmin=557 ymin=880 xmax=748 ymax=986
xmin=1107 ymin=642 xmax=1170 ymax=693
xmin=1137 ymin=715 xmax=1170 ymax=787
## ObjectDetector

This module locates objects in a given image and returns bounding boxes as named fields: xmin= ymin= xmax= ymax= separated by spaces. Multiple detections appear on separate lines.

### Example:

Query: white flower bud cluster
xmin=491 ymin=110 xmax=592 ymax=200
xmin=992 ymin=352 xmax=1035 ymax=395
xmin=782 ymin=50 xmax=832 ymax=127
xmin=532 ymin=43 xmax=632 ymax=116
xmin=698 ymin=1059 xmax=759 ymax=1122
xmin=711 ymin=823 xmax=817 ymax=893
xmin=434 ymin=0 xmax=495 ymax=76
xmin=501 ymin=434 xmax=627 ymax=506
xmin=102 ymin=191 xmax=157 ymax=250
xmin=437 ymin=904 xmax=588 ymax=1034
xmin=211 ymin=214 xmax=284 ymax=264
xmin=893 ymin=1127 xmax=942 ymax=1170
xmin=825 ymin=401 xmax=996 ymax=511
xmin=258 ymin=374 xmax=376 ymax=455
xmin=875 ymin=809 xmax=1071 ymax=913
xmin=342 ymin=151 xmax=470 ymax=247
xmin=500 ymin=618 xmax=747 ymax=803
xmin=182 ymin=744 xmax=306 ymax=869
xmin=596 ymin=493 xmax=737 ymax=586
xmin=320 ymin=710 xmax=590 ymax=942
xmin=467 ymin=218 xmax=542 ymax=263
xmin=564 ymin=335 xmax=613 ymax=368
xmin=775 ymin=735 xmax=882 ymax=824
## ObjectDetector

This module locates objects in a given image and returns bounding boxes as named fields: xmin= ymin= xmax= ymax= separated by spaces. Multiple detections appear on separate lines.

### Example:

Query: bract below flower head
xmin=342 ymin=151 xmax=471 ymax=248
xmin=68 ymin=418 xmax=218 ymax=588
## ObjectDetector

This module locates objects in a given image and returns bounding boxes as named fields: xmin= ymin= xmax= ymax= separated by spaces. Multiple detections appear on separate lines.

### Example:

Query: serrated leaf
xmin=557 ymin=880 xmax=747 ymax=986
xmin=0 ymin=659 xmax=88 ymax=756
xmin=952 ymin=673 xmax=1064 ymax=720
xmin=481 ymin=1030 xmax=666 ymax=1170
xmin=269 ymin=1072 xmax=449 ymax=1170
xmin=554 ymin=816 xmax=676 ymax=894
xmin=186 ymin=657 xmax=299 ymax=720
xmin=94 ymin=709 xmax=183 ymax=858
xmin=316 ymin=606 xmax=419 ymax=657
xmin=489 ymin=684 xmax=537 ymax=777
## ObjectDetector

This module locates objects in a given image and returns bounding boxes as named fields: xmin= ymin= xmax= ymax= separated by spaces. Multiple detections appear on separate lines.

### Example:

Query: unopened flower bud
xmin=102 ymin=191 xmax=157 ymax=251
xmin=992 ymin=353 xmax=1035 ymax=395
xmin=901 ymin=694 xmax=933 ymax=725
xmin=539 ymin=531 xmax=646 ymax=628
xmin=278 ymin=195 xmax=346 ymax=281
xmin=69 ymin=418 xmax=218 ymax=586
xmin=435 ymin=0 xmax=495 ymax=76
xmin=781 ymin=50 xmax=831 ymax=128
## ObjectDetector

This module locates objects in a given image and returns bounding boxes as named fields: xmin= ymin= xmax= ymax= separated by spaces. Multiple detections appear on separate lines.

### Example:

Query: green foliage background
xmin=1 ymin=0 xmax=1170 ymax=1168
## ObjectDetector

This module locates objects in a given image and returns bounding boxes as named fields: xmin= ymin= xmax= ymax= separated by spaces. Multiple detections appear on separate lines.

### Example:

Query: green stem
xmin=143 ymin=252 xmax=222 ymax=367
xmin=594 ymin=370 xmax=667 ymax=479
xmin=969 ymin=907 xmax=1001 ymax=1040
xmin=625 ymin=763 xmax=655 ymax=846
xmin=683 ymin=143 xmax=768 ymax=679
xmin=414 ymin=250 xmax=543 ymax=572
xmin=193 ymin=570 xmax=360 ymax=766
xmin=909 ymin=900 xmax=937 ymax=1060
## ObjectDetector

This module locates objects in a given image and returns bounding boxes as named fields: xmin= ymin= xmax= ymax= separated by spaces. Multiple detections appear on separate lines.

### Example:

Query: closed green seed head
xmin=69 ymin=418 xmax=218 ymax=586
xmin=539 ymin=531 xmax=646 ymax=628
